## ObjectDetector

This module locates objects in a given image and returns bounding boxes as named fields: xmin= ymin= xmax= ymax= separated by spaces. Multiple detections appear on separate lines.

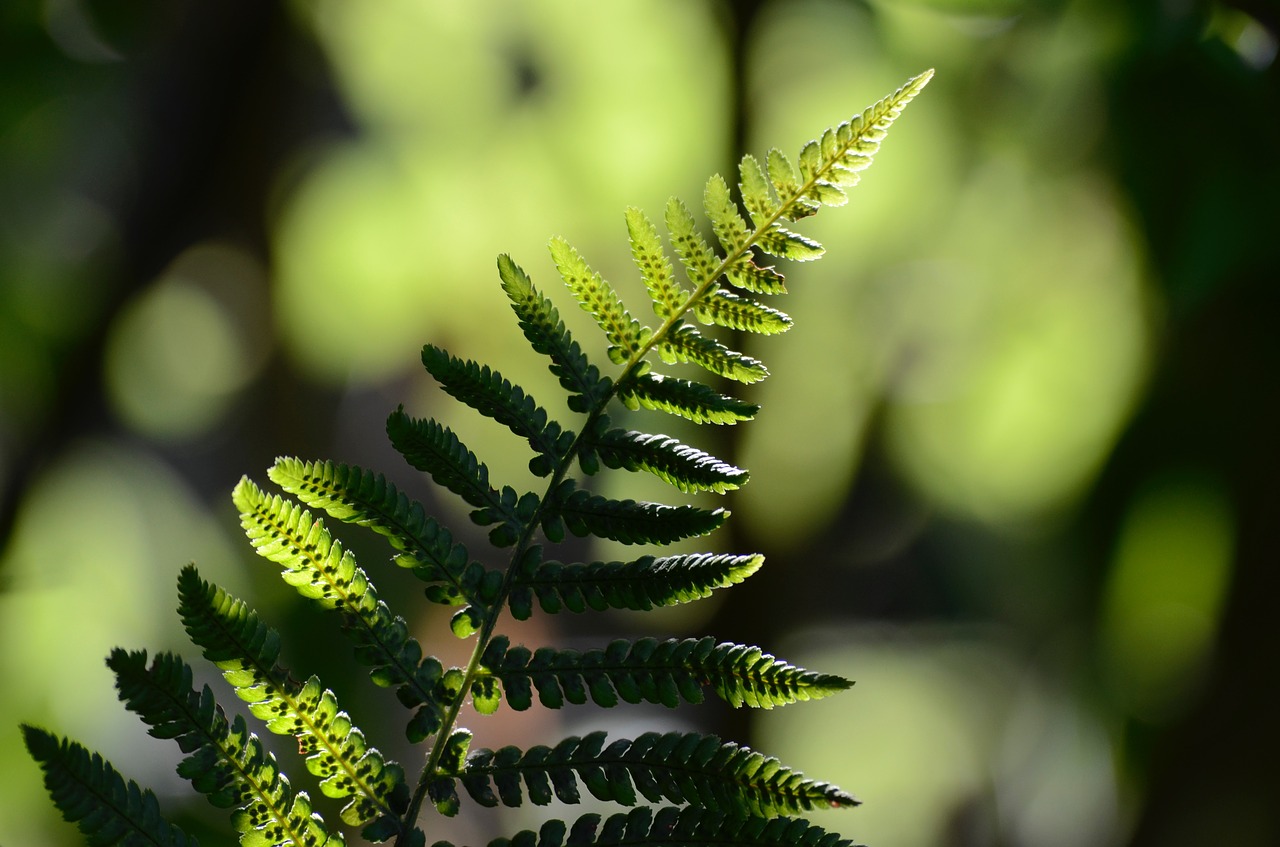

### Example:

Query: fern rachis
xmin=23 ymin=70 xmax=931 ymax=847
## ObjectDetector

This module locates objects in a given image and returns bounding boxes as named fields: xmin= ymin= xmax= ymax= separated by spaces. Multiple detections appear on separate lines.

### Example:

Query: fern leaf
xmin=589 ymin=428 xmax=747 ymax=494
xmin=703 ymin=174 xmax=751 ymax=257
xmin=385 ymin=408 xmax=520 ymax=536
xmin=22 ymin=725 xmax=197 ymax=847
xmin=450 ymin=730 xmax=855 ymax=816
xmin=658 ymin=324 xmax=768 ymax=384
xmin=233 ymin=477 xmax=446 ymax=742
xmin=479 ymin=636 xmax=849 ymax=711
xmin=788 ymin=70 xmax=933 ymax=219
xmin=420 ymin=345 xmax=571 ymax=476
xmin=177 ymin=566 xmax=408 ymax=830
xmin=737 ymin=154 xmax=779 ymax=229
xmin=665 ymin=197 xmax=722 ymax=292
xmin=618 ymin=372 xmax=758 ymax=425
xmin=498 ymin=253 xmax=613 ymax=413
xmin=626 ymin=206 xmax=686 ymax=320
xmin=551 ymin=482 xmax=728 ymax=545
xmin=440 ymin=806 xmax=854 ymax=847
xmin=267 ymin=458 xmax=491 ymax=610
xmin=107 ymin=650 xmax=343 ymax=847
xmin=693 ymin=290 xmax=792 ymax=336
xmin=550 ymin=236 xmax=650 ymax=365
xmin=509 ymin=552 xmax=761 ymax=618
xmin=723 ymin=256 xmax=787 ymax=296
xmin=755 ymin=227 xmax=824 ymax=262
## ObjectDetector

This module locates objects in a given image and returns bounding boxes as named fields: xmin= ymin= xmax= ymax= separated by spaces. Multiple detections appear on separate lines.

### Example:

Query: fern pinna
xmin=23 ymin=71 xmax=931 ymax=847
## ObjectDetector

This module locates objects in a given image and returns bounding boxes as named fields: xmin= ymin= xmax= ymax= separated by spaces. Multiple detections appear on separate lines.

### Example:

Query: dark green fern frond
xmin=588 ymin=428 xmax=747 ymax=494
xmin=507 ymin=552 xmax=762 ymax=618
xmin=267 ymin=458 xmax=490 ymax=612
xmin=107 ymin=650 xmax=341 ymax=847
xmin=385 ymin=408 xmax=520 ymax=534
xmin=445 ymin=730 xmax=855 ymax=817
xmin=233 ymin=477 xmax=446 ymax=742
xmin=550 ymin=482 xmax=728 ymax=545
xmin=617 ymin=372 xmax=758 ymax=425
xmin=497 ymin=253 xmax=613 ymax=414
xmin=420 ymin=345 xmax=573 ymax=476
xmin=22 ymin=725 xmax=197 ymax=847
xmin=478 ymin=636 xmax=850 ymax=711
xmin=433 ymin=806 xmax=855 ymax=847
xmin=177 ymin=566 xmax=408 ymax=830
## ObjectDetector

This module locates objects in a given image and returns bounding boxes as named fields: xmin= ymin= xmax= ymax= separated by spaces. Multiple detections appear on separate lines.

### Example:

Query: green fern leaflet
xmin=24 ymin=70 xmax=931 ymax=847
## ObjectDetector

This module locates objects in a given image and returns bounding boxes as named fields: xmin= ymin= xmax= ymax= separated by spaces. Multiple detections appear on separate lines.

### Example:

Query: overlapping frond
xmin=478 ymin=636 xmax=851 ymax=711
xmin=507 ymin=552 xmax=763 ymax=618
xmin=108 ymin=650 xmax=343 ymax=847
xmin=498 ymin=254 xmax=614 ymax=414
xmin=233 ymin=477 xmax=446 ymax=742
xmin=267 ymin=458 xmax=487 ymax=608
xmin=22 ymin=725 xmax=197 ymax=847
xmin=435 ymin=807 xmax=855 ymax=847
xmin=442 ymin=730 xmax=855 ymax=816
xmin=177 ymin=566 xmax=407 ymax=831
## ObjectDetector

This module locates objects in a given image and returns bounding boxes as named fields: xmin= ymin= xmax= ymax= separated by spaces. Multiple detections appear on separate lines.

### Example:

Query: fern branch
xmin=507 ymin=552 xmax=762 ymax=618
xmin=107 ymin=650 xmax=342 ymax=847
xmin=478 ymin=636 xmax=850 ymax=711
xmin=22 ymin=725 xmax=197 ymax=847
xmin=233 ymin=477 xmax=446 ymax=742
xmin=446 ymin=730 xmax=855 ymax=817
xmin=617 ymin=372 xmax=758 ymax=425
xmin=177 ymin=565 xmax=408 ymax=830
xmin=551 ymin=483 xmax=728 ymax=545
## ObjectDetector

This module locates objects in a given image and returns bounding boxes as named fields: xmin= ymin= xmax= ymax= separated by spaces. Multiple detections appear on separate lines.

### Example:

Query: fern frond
xmin=788 ymin=70 xmax=932 ymax=219
xmin=618 ymin=373 xmax=758 ymax=425
xmin=479 ymin=636 xmax=850 ymax=711
xmin=107 ymin=650 xmax=343 ymax=847
xmin=233 ymin=477 xmax=446 ymax=742
xmin=508 ymin=552 xmax=763 ymax=618
xmin=420 ymin=345 xmax=573 ymax=476
xmin=550 ymin=236 xmax=651 ymax=366
xmin=22 ymin=725 xmax=197 ymax=847
xmin=498 ymin=253 xmax=613 ymax=414
xmin=657 ymin=324 xmax=768 ymax=384
xmin=177 ymin=566 xmax=408 ymax=830
xmin=436 ymin=806 xmax=855 ymax=847
xmin=447 ymin=730 xmax=855 ymax=816
xmin=665 ymin=197 xmax=722 ymax=292
xmin=693 ymin=289 xmax=792 ymax=335
xmin=626 ymin=207 xmax=686 ymax=320
xmin=737 ymin=154 xmax=779 ymax=229
xmin=550 ymin=482 xmax=728 ymax=545
xmin=588 ymin=428 xmax=747 ymax=494
xmin=267 ymin=458 xmax=490 ymax=610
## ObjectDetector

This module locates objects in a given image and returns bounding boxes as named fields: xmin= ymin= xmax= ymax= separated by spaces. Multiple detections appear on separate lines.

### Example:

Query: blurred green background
xmin=2 ymin=0 xmax=1277 ymax=845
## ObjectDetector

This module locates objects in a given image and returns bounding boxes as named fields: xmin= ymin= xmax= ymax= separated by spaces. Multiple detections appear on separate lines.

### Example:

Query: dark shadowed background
xmin=2 ymin=1 xmax=1277 ymax=845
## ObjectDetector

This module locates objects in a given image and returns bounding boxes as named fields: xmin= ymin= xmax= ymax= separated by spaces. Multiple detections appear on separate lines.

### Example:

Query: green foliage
xmin=23 ymin=70 xmax=930 ymax=847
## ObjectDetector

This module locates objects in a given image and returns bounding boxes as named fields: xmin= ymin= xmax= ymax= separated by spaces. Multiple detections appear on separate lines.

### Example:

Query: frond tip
xmin=22 ymin=725 xmax=198 ymax=847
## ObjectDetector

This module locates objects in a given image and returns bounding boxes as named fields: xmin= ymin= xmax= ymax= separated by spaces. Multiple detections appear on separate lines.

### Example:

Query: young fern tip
xmin=22 ymin=70 xmax=932 ymax=847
